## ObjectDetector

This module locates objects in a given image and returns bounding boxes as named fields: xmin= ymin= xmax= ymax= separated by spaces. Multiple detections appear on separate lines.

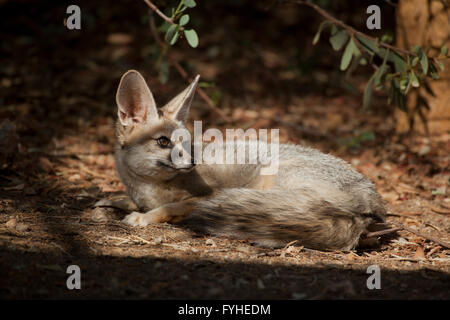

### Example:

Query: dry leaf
xmin=5 ymin=218 xmax=17 ymax=228
xmin=413 ymin=246 xmax=426 ymax=260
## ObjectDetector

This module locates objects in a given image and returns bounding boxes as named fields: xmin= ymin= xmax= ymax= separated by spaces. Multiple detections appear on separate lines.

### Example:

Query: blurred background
xmin=0 ymin=0 xmax=400 ymax=150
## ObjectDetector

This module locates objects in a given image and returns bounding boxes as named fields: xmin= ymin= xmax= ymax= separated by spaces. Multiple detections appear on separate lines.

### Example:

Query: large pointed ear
xmin=161 ymin=75 xmax=200 ymax=124
xmin=116 ymin=70 xmax=158 ymax=126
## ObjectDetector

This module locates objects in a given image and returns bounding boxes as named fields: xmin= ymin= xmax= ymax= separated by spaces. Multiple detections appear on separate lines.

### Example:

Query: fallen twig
xmin=390 ymin=254 xmax=424 ymax=262
xmin=365 ymin=227 xmax=401 ymax=238
xmin=131 ymin=234 xmax=152 ymax=244
xmin=302 ymin=247 xmax=346 ymax=258
xmin=430 ymin=205 xmax=450 ymax=215
xmin=390 ymin=221 xmax=450 ymax=249
xmin=282 ymin=239 xmax=299 ymax=250
xmin=426 ymin=246 xmax=442 ymax=259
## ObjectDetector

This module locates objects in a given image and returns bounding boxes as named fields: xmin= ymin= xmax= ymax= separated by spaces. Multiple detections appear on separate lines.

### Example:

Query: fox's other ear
xmin=161 ymin=75 xmax=200 ymax=124
xmin=116 ymin=70 xmax=158 ymax=126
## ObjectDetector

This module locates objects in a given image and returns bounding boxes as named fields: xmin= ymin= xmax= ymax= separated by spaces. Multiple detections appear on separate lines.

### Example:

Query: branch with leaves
xmin=144 ymin=0 xmax=230 ymax=122
xmin=144 ymin=0 xmax=199 ymax=48
xmin=144 ymin=0 xmax=449 ymax=127
xmin=282 ymin=0 xmax=449 ymax=115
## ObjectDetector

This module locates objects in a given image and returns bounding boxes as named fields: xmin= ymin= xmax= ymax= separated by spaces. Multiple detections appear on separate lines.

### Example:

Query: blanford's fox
xmin=98 ymin=70 xmax=386 ymax=251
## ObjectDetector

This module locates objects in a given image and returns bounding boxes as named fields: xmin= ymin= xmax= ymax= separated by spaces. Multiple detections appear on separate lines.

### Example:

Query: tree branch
xmin=282 ymin=0 xmax=416 ymax=58
xmin=143 ymin=0 xmax=175 ymax=25
xmin=365 ymin=227 xmax=402 ymax=238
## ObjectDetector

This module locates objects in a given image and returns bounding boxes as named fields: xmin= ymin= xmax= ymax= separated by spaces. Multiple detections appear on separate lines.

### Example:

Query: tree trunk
xmin=395 ymin=0 xmax=450 ymax=134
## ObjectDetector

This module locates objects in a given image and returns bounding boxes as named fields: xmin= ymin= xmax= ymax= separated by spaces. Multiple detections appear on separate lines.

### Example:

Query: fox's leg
xmin=122 ymin=198 xmax=196 ymax=227
xmin=94 ymin=197 xmax=139 ymax=212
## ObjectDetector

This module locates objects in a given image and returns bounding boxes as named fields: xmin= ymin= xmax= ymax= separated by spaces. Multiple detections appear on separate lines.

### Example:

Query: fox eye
xmin=156 ymin=136 xmax=171 ymax=148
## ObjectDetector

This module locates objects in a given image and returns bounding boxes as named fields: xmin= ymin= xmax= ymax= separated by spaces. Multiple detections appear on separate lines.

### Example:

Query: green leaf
xmin=441 ymin=45 xmax=449 ymax=57
xmin=420 ymin=56 xmax=428 ymax=74
xmin=198 ymin=81 xmax=215 ymax=88
xmin=179 ymin=14 xmax=190 ymax=26
xmin=363 ymin=72 xmax=376 ymax=110
xmin=375 ymin=49 xmax=390 ymax=87
xmin=390 ymin=51 xmax=406 ymax=73
xmin=184 ymin=0 xmax=196 ymax=8
xmin=340 ymin=39 xmax=359 ymax=71
xmin=184 ymin=29 xmax=199 ymax=48
xmin=312 ymin=32 xmax=320 ymax=45
xmin=356 ymin=35 xmax=379 ymax=55
xmin=413 ymin=45 xmax=422 ymax=55
xmin=356 ymin=36 xmax=383 ymax=60
xmin=410 ymin=71 xmax=419 ymax=88
xmin=329 ymin=29 xmax=349 ymax=51
xmin=165 ymin=24 xmax=179 ymax=44
xmin=330 ymin=24 xmax=338 ymax=36
xmin=211 ymin=90 xmax=221 ymax=106
xmin=170 ymin=30 xmax=179 ymax=45
xmin=352 ymin=39 xmax=361 ymax=57
xmin=414 ymin=46 xmax=428 ymax=75
xmin=358 ymin=37 xmax=404 ymax=73
xmin=380 ymin=33 xmax=393 ymax=44
xmin=312 ymin=21 xmax=330 ymax=45
xmin=340 ymin=42 xmax=353 ymax=71
xmin=392 ymin=79 xmax=406 ymax=111
xmin=399 ymin=76 xmax=408 ymax=91
xmin=374 ymin=65 xmax=389 ymax=89
xmin=404 ymin=76 xmax=412 ymax=94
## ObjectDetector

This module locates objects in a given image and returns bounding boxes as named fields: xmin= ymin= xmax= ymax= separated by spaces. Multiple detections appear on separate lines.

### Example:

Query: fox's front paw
xmin=122 ymin=212 xmax=149 ymax=227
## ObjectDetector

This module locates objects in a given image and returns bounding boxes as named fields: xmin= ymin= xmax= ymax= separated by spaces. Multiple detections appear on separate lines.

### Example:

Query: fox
xmin=96 ymin=69 xmax=386 ymax=251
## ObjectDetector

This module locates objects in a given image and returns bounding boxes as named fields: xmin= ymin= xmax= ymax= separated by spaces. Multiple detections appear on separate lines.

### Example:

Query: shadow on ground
xmin=1 ymin=245 xmax=449 ymax=299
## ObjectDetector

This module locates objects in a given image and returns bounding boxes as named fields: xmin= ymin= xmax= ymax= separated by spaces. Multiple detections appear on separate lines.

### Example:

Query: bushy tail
xmin=177 ymin=187 xmax=385 ymax=251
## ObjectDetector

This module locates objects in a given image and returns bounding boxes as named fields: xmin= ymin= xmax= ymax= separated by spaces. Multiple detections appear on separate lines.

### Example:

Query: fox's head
xmin=114 ymin=70 xmax=199 ymax=181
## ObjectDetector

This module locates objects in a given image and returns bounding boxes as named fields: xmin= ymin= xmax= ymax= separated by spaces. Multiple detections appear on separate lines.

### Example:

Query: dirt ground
xmin=0 ymin=1 xmax=449 ymax=299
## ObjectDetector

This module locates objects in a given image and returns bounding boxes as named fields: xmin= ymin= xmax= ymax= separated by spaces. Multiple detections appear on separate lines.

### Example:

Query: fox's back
xmin=194 ymin=141 xmax=373 ymax=191
xmin=276 ymin=144 xmax=371 ymax=189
